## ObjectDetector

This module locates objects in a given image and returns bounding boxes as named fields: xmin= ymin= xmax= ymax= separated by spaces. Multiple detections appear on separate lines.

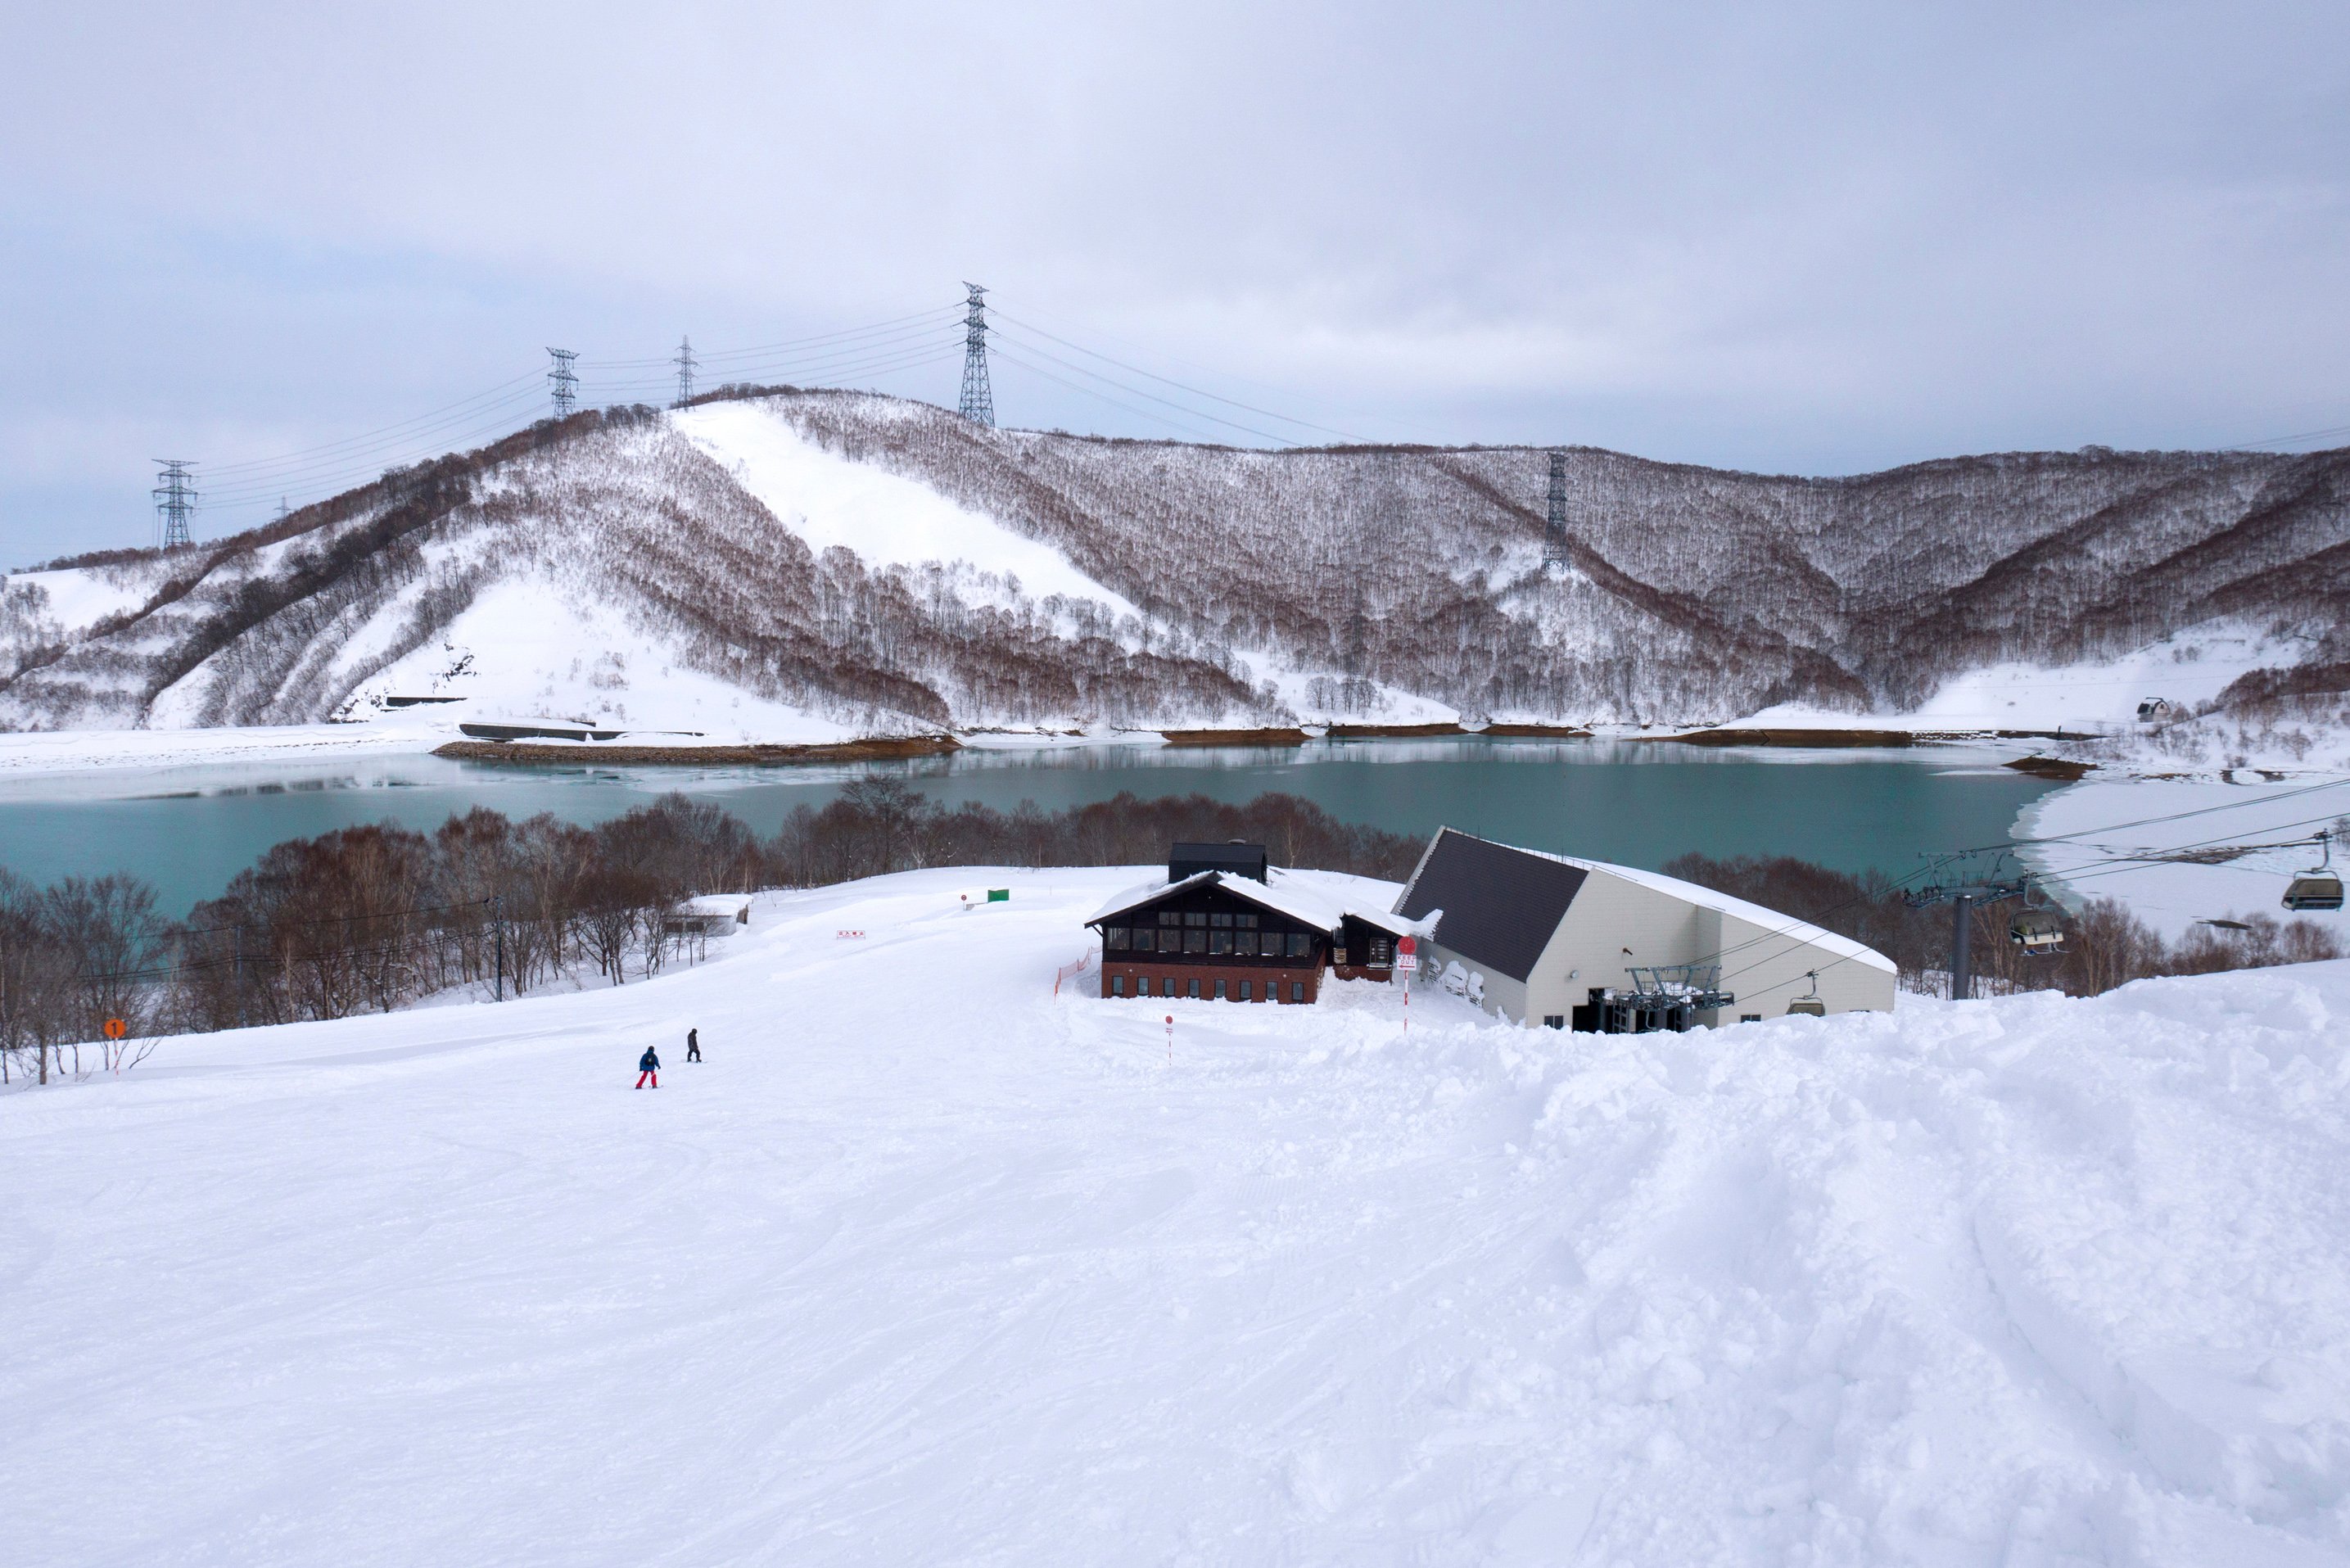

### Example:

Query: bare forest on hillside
xmin=2 ymin=391 xmax=2344 ymax=734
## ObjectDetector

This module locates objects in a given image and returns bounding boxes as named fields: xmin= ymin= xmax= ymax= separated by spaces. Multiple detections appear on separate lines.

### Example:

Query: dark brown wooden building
xmin=1087 ymin=842 xmax=1411 ymax=1004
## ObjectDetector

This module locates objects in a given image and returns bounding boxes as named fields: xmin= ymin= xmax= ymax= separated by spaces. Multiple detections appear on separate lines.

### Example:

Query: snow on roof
xmin=1087 ymin=867 xmax=1411 ymax=934
xmin=1398 ymin=828 xmax=1895 ymax=975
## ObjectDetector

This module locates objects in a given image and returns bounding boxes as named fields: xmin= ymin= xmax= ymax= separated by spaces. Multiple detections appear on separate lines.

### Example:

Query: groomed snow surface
xmin=10 ymin=867 xmax=2350 ymax=1566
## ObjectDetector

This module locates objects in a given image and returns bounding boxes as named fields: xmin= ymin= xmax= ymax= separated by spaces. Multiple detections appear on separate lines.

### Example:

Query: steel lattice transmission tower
xmin=1543 ymin=450 xmax=1572 ymax=568
xmin=673 ymin=337 xmax=697 ymax=408
xmin=152 ymin=459 xmax=197 ymax=549
xmin=547 ymin=348 xmax=580 ymax=418
xmin=957 ymin=283 xmax=995 ymax=427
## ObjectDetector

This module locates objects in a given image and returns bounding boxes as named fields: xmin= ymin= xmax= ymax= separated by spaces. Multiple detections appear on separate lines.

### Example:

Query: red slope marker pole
xmin=1166 ymin=1013 xmax=1173 ymax=1064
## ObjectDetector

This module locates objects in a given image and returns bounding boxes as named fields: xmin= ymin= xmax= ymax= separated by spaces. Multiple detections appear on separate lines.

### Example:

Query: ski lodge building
xmin=1393 ymin=828 xmax=1896 ymax=1027
xmin=1086 ymin=841 xmax=1412 ymax=1004
xmin=1087 ymin=830 xmax=1896 ymax=1028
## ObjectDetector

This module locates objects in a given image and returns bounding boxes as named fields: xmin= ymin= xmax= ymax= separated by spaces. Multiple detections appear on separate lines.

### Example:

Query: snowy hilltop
xmin=0 ymin=389 xmax=2343 ymax=748
xmin=9 ymin=865 xmax=2350 ymax=1565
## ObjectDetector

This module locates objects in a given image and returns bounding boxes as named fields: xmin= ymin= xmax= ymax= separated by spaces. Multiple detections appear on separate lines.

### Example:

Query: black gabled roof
xmin=1392 ymin=828 xmax=1587 ymax=983
xmin=1169 ymin=841 xmax=1268 ymax=882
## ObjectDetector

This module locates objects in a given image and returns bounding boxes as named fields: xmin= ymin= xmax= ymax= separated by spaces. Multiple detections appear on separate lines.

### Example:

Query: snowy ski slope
xmin=8 ymin=867 xmax=2350 ymax=1566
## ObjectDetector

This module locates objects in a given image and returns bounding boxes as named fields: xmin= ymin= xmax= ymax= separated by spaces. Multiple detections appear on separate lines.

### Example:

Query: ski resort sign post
xmin=1397 ymin=936 xmax=1417 ymax=1035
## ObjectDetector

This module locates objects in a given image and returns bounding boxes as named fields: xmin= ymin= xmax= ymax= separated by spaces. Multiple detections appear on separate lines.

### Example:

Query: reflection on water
xmin=0 ymin=738 xmax=2063 ymax=915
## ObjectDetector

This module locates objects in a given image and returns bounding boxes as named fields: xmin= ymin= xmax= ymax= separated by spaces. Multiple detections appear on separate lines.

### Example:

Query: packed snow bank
xmin=8 ymin=867 xmax=2350 ymax=1566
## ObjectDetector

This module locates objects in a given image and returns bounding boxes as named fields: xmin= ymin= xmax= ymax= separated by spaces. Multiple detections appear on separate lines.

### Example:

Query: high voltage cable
xmin=578 ymin=306 xmax=963 ymax=370
xmin=990 ymin=310 xmax=1366 ymax=443
xmin=994 ymin=300 xmax=1470 ymax=446
xmin=987 ymin=347 xmax=1238 ymax=445
xmin=588 ymin=319 xmax=963 ymax=385
xmin=201 ymin=371 xmax=547 ymax=477
xmin=988 ymin=330 xmax=1305 ymax=446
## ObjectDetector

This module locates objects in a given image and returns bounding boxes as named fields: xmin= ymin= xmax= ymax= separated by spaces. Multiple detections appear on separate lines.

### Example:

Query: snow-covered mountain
xmin=2 ymin=390 xmax=2343 ymax=739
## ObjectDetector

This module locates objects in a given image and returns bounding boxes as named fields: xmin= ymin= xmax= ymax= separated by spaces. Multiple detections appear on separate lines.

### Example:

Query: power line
xmin=987 ymin=328 xmax=1303 ymax=445
xmin=989 ymin=307 xmax=1367 ymax=444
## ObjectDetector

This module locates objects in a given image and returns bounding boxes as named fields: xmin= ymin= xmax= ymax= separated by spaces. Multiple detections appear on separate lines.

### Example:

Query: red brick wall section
xmin=1100 ymin=961 xmax=1322 ymax=1003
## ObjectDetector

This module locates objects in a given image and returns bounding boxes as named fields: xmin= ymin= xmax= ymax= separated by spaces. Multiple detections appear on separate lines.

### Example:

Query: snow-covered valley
xmin=9 ymin=866 xmax=2350 ymax=1566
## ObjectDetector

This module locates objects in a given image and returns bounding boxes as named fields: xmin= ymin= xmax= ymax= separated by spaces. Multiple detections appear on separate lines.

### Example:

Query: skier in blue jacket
xmin=635 ymin=1045 xmax=660 ymax=1089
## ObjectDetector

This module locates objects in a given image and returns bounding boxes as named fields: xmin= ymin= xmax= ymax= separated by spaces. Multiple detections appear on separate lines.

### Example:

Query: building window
xmin=1210 ymin=929 xmax=1234 ymax=956
xmin=1210 ymin=911 xmax=1233 ymax=929
xmin=1184 ymin=929 xmax=1207 ymax=955
xmin=1185 ymin=911 xmax=1208 ymax=928
xmin=1132 ymin=928 xmax=1155 ymax=953
xmin=1238 ymin=912 xmax=1259 ymax=929
xmin=1163 ymin=977 xmax=1178 ymax=998
xmin=1240 ymin=980 xmax=1253 ymax=1001
xmin=1214 ymin=978 xmax=1227 ymax=999
xmin=1369 ymin=938 xmax=1391 ymax=965
xmin=1235 ymin=929 xmax=1258 ymax=956
xmin=1542 ymin=1014 xmax=1564 ymax=1028
xmin=1159 ymin=911 xmax=1182 ymax=929
xmin=1186 ymin=978 xmax=1200 ymax=999
xmin=1740 ymin=1014 xmax=1761 ymax=1023
xmin=1106 ymin=927 xmax=1130 ymax=951
xmin=1290 ymin=981 xmax=1305 ymax=1002
xmin=1111 ymin=975 xmax=1126 ymax=996
xmin=1286 ymin=932 xmax=1312 ymax=959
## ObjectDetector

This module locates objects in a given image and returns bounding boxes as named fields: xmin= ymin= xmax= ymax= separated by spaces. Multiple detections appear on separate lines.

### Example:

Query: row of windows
xmin=1106 ymin=926 xmax=1313 ymax=958
xmin=1154 ymin=910 xmax=1260 ymax=929
xmin=1111 ymin=974 xmax=1307 ymax=1002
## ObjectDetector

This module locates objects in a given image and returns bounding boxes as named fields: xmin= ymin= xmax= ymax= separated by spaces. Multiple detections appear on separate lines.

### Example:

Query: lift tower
xmin=957 ymin=283 xmax=995 ymax=427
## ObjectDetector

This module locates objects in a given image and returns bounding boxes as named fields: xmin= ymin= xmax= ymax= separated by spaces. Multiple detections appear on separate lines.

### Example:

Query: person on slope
xmin=635 ymin=1045 xmax=661 ymax=1090
xmin=685 ymin=1028 xmax=701 ymax=1064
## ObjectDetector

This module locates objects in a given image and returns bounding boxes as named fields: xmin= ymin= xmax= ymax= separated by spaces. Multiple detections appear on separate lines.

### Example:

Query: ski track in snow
xmin=7 ymin=867 xmax=2350 ymax=1566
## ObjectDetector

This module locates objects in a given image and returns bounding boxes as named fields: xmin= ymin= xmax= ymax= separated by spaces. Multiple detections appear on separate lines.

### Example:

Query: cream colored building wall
xmin=1415 ymin=941 xmax=1528 ymax=1025
xmin=1521 ymin=866 xmax=1896 ymax=1025
xmin=1706 ymin=908 xmax=1897 ymax=1018
xmin=1524 ymin=869 xmax=1706 ymax=1022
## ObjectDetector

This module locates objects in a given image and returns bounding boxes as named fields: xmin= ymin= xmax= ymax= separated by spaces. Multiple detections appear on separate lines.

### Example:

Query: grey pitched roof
xmin=1392 ymin=828 xmax=1588 ymax=982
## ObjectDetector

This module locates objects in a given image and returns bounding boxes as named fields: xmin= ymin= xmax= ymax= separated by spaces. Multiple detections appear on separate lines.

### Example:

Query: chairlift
xmin=2009 ymin=888 xmax=2066 ymax=956
xmin=2283 ymin=832 xmax=2343 ymax=913
xmin=1785 ymin=971 xmax=1826 ymax=1018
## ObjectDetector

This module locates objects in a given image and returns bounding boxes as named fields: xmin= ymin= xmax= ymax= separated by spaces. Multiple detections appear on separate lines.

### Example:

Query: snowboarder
xmin=635 ymin=1045 xmax=660 ymax=1090
xmin=685 ymin=1028 xmax=701 ymax=1063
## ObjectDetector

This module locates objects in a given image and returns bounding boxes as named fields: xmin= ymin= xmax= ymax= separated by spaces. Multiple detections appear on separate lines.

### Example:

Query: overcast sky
xmin=2 ymin=1 xmax=2345 ymax=563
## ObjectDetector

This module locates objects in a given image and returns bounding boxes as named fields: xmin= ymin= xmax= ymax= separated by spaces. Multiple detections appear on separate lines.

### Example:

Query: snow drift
xmin=7 ymin=865 xmax=2348 ymax=1566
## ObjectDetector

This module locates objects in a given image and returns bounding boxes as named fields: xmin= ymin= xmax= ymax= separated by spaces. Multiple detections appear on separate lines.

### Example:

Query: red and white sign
xmin=1395 ymin=934 xmax=1419 ymax=973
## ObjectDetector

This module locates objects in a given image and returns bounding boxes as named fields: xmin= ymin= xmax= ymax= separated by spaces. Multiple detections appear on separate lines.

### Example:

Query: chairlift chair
xmin=1785 ymin=971 xmax=1826 ymax=1018
xmin=2009 ymin=905 xmax=2065 ymax=956
xmin=2283 ymin=832 xmax=2343 ymax=913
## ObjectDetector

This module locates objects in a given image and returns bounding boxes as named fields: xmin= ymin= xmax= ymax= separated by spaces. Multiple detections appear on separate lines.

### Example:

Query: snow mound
xmin=8 ymin=866 xmax=2349 ymax=1566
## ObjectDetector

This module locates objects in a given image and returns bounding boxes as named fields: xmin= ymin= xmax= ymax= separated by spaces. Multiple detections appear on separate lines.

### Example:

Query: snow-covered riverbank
xmin=8 ymin=866 xmax=2348 ymax=1566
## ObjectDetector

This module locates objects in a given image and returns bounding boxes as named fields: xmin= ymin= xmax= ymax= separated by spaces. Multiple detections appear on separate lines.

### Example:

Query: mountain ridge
xmin=1 ymin=388 xmax=2343 ymax=740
